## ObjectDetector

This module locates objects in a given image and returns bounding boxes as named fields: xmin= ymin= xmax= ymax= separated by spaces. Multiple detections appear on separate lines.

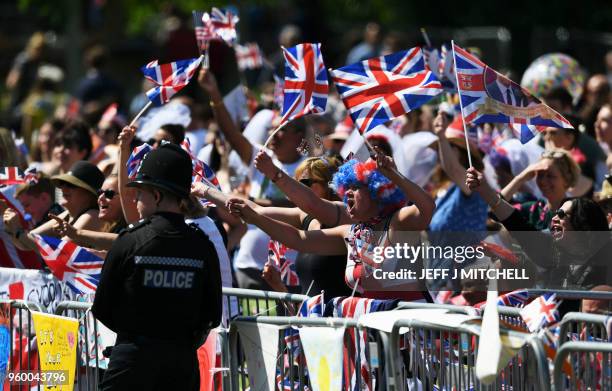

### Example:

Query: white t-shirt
xmin=186 ymin=215 xmax=236 ymax=326
xmin=233 ymin=144 xmax=305 ymax=271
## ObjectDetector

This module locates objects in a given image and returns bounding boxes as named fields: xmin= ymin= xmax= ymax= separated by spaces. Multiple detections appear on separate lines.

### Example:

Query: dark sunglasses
xmin=299 ymin=178 xmax=315 ymax=187
xmin=97 ymin=189 xmax=117 ymax=199
xmin=554 ymin=209 xmax=570 ymax=220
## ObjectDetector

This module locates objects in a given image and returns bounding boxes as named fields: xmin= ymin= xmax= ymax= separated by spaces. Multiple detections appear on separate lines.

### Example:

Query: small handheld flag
xmin=520 ymin=293 xmax=561 ymax=332
xmin=330 ymin=47 xmax=442 ymax=134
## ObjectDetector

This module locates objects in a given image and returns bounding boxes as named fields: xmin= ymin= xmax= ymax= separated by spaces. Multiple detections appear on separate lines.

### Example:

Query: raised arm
xmin=374 ymin=150 xmax=436 ymax=231
xmin=500 ymin=160 xmax=548 ymax=200
xmin=198 ymin=68 xmax=253 ymax=166
xmin=254 ymin=150 xmax=352 ymax=227
xmin=50 ymin=214 xmax=118 ymax=251
xmin=433 ymin=112 xmax=472 ymax=195
xmin=226 ymin=197 xmax=348 ymax=255
xmin=117 ymin=126 xmax=140 ymax=224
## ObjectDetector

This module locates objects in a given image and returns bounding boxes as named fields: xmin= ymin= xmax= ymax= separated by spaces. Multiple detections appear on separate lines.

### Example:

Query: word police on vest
xmin=143 ymin=270 xmax=195 ymax=289
xmin=134 ymin=256 xmax=204 ymax=289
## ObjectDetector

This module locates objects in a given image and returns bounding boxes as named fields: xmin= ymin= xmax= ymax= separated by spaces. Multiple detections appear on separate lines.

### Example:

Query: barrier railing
xmin=54 ymin=301 xmax=104 ymax=391
xmin=1 ymin=299 xmax=43 ymax=391
xmin=229 ymin=315 xmax=384 ymax=391
xmin=388 ymin=316 xmax=550 ymax=391
xmin=558 ymin=312 xmax=610 ymax=345
xmin=553 ymin=341 xmax=612 ymax=391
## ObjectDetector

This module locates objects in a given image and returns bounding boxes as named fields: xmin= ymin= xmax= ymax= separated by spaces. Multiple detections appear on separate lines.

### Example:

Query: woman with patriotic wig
xmin=224 ymin=149 xmax=436 ymax=301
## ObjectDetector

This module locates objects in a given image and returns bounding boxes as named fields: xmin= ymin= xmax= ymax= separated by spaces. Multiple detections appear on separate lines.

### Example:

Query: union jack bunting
xmin=520 ymin=293 xmax=561 ymax=332
xmin=202 ymin=7 xmax=239 ymax=46
xmin=268 ymin=239 xmax=299 ymax=287
xmin=452 ymin=41 xmax=573 ymax=144
xmin=0 ymin=167 xmax=37 ymax=185
xmin=126 ymin=143 xmax=153 ymax=180
xmin=193 ymin=10 xmax=216 ymax=53
xmin=331 ymin=47 xmax=443 ymax=134
xmin=235 ymin=42 xmax=264 ymax=70
xmin=141 ymin=56 xmax=203 ymax=106
xmin=31 ymin=234 xmax=104 ymax=295
xmin=280 ymin=43 xmax=329 ymax=127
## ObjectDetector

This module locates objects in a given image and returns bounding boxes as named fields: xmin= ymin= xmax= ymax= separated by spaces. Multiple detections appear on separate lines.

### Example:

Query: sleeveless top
xmin=294 ymin=215 xmax=353 ymax=298
xmin=344 ymin=215 xmax=431 ymax=302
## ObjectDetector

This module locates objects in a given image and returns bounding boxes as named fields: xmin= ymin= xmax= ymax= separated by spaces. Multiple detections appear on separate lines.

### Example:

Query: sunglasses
xmin=97 ymin=189 xmax=117 ymax=199
xmin=541 ymin=150 xmax=566 ymax=159
xmin=554 ymin=209 xmax=570 ymax=220
xmin=299 ymin=178 xmax=316 ymax=187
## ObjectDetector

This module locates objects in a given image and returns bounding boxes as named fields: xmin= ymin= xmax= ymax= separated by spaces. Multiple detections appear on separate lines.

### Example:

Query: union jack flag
xmin=268 ymin=240 xmax=299 ymax=287
xmin=141 ymin=56 xmax=203 ymax=106
xmin=0 ymin=167 xmax=37 ymax=185
xmin=126 ymin=143 xmax=153 ymax=180
xmin=520 ymin=293 xmax=561 ymax=332
xmin=30 ymin=234 xmax=103 ymax=295
xmin=193 ymin=10 xmax=216 ymax=53
xmin=452 ymin=41 xmax=573 ymax=144
xmin=0 ymin=185 xmax=39 ymax=269
xmin=235 ymin=42 xmax=263 ymax=70
xmin=180 ymin=139 xmax=221 ymax=207
xmin=330 ymin=297 xmax=392 ymax=391
xmin=331 ymin=47 xmax=443 ymax=134
xmin=202 ymin=7 xmax=239 ymax=46
xmin=474 ymin=289 xmax=530 ymax=310
xmin=280 ymin=43 xmax=329 ymax=127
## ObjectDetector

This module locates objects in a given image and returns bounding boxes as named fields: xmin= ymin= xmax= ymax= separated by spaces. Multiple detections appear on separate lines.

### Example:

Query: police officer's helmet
xmin=127 ymin=143 xmax=192 ymax=198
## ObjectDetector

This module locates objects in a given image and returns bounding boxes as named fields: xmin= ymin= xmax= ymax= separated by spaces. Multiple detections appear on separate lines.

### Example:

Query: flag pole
xmin=128 ymin=101 xmax=153 ymax=128
xmin=450 ymin=40 xmax=473 ymax=168
xmin=262 ymin=120 xmax=290 ymax=149
xmin=420 ymin=27 xmax=432 ymax=47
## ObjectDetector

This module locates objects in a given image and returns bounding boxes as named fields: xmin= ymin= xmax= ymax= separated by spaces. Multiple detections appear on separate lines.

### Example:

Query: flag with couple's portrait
xmin=331 ymin=47 xmax=442 ymax=134
xmin=452 ymin=41 xmax=573 ymax=143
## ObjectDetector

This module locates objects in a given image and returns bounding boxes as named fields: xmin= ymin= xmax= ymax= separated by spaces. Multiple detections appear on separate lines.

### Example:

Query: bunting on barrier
xmin=299 ymin=327 xmax=344 ymax=391
xmin=234 ymin=321 xmax=285 ymax=391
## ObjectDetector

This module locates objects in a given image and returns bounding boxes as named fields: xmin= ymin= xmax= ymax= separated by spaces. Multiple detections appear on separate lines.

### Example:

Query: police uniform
xmin=92 ymin=143 xmax=222 ymax=391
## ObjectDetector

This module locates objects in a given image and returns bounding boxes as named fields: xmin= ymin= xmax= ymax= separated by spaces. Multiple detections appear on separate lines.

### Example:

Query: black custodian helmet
xmin=127 ymin=143 xmax=192 ymax=198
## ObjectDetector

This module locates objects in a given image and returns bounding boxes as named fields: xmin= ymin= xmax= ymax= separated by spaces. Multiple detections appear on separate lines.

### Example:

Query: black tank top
xmin=294 ymin=215 xmax=353 ymax=299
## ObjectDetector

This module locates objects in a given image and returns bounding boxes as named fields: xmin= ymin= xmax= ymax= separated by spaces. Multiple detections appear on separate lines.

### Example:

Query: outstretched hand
xmin=2 ymin=205 xmax=22 ymax=234
xmin=465 ymin=167 xmax=483 ymax=190
xmin=433 ymin=111 xmax=451 ymax=136
xmin=49 ymin=214 xmax=77 ymax=239
xmin=373 ymin=146 xmax=397 ymax=177
xmin=198 ymin=68 xmax=221 ymax=100
xmin=254 ymin=150 xmax=277 ymax=178
xmin=118 ymin=126 xmax=136 ymax=151
xmin=226 ymin=197 xmax=257 ymax=223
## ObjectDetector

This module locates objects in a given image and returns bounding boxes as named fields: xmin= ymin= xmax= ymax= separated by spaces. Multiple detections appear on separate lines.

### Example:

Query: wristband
xmin=271 ymin=169 xmax=283 ymax=183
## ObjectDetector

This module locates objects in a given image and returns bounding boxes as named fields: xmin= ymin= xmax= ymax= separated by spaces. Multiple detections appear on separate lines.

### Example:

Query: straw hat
xmin=52 ymin=161 xmax=105 ymax=197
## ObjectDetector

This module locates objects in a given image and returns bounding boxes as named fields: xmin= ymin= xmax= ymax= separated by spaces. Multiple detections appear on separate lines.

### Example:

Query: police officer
xmin=92 ymin=142 xmax=222 ymax=391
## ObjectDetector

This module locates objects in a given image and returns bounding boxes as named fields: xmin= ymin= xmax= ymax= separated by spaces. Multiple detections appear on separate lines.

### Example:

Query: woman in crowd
xmin=223 ymin=150 xmax=436 ymax=301
xmin=50 ymin=173 xmax=128 ymax=253
xmin=498 ymin=149 xmax=580 ymax=230
xmin=466 ymin=166 xmax=611 ymax=291
xmin=2 ymin=160 xmax=104 ymax=252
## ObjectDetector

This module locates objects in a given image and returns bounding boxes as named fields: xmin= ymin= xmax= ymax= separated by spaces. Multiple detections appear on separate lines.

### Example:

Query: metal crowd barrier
xmin=0 ymin=299 xmax=43 ymax=391
xmin=558 ymin=312 xmax=611 ymax=344
xmin=229 ymin=315 xmax=387 ymax=391
xmin=54 ymin=301 xmax=103 ymax=391
xmin=388 ymin=317 xmax=551 ymax=391
xmin=553 ymin=341 xmax=612 ymax=391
